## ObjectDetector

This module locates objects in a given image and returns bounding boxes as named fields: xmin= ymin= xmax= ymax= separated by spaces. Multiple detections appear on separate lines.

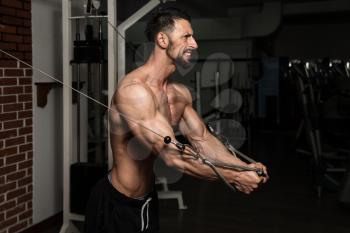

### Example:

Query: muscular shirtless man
xmin=85 ymin=7 xmax=268 ymax=233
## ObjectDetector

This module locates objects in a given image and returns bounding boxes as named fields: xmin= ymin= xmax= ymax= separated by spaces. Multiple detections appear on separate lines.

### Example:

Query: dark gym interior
xmin=1 ymin=0 xmax=350 ymax=232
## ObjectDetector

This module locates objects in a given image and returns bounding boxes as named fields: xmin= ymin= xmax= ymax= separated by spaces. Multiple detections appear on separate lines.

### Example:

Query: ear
xmin=156 ymin=32 xmax=169 ymax=49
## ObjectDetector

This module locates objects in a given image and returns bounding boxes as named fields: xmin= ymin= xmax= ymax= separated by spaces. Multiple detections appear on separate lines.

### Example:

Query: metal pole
xmin=60 ymin=0 xmax=73 ymax=232
xmin=117 ymin=0 xmax=161 ymax=82
xmin=107 ymin=0 xmax=117 ymax=169
xmin=77 ymin=64 xmax=81 ymax=162
xmin=195 ymin=71 xmax=201 ymax=115
xmin=215 ymin=71 xmax=221 ymax=134
xmin=76 ymin=19 xmax=81 ymax=163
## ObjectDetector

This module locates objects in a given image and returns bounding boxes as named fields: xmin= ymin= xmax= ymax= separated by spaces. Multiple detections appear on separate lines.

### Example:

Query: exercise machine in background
xmin=286 ymin=58 xmax=350 ymax=198
xmin=195 ymin=55 xmax=261 ymax=153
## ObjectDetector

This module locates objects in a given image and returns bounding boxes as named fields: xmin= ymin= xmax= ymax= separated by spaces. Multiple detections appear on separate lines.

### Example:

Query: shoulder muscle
xmin=115 ymin=83 xmax=156 ymax=121
xmin=168 ymin=82 xmax=192 ymax=104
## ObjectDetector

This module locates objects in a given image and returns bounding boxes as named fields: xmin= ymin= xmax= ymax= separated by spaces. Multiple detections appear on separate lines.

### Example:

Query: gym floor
xmin=26 ymin=129 xmax=350 ymax=233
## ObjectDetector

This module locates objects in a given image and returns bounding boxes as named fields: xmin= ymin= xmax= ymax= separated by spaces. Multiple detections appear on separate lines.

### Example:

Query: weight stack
xmin=72 ymin=40 xmax=105 ymax=63
xmin=70 ymin=162 xmax=108 ymax=215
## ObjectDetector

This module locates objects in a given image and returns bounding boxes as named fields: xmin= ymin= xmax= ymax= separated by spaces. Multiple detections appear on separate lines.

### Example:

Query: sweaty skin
xmin=109 ymin=19 xmax=268 ymax=198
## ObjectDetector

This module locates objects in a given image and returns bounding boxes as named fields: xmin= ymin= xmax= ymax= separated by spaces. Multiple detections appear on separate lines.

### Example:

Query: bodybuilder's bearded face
xmin=165 ymin=19 xmax=198 ymax=68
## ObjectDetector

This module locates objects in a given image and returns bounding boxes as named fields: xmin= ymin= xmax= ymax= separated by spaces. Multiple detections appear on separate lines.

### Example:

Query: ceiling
xmin=115 ymin=0 xmax=343 ymax=20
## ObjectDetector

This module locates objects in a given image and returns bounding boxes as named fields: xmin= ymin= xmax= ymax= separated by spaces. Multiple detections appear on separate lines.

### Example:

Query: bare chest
xmin=154 ymin=89 xmax=187 ymax=126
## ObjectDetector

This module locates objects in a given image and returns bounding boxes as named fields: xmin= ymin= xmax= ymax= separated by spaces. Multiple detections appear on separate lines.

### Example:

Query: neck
xmin=143 ymin=46 xmax=176 ymax=88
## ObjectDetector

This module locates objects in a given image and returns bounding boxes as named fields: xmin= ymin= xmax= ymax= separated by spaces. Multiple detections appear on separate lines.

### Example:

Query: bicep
xmin=172 ymin=83 xmax=207 ymax=140
xmin=179 ymin=104 xmax=208 ymax=141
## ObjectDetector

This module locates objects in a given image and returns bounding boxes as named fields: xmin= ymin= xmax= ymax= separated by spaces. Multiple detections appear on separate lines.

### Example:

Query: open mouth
xmin=184 ymin=51 xmax=192 ymax=58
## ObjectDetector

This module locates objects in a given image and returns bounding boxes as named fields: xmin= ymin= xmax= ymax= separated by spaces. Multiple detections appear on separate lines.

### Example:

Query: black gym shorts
xmin=84 ymin=175 xmax=159 ymax=233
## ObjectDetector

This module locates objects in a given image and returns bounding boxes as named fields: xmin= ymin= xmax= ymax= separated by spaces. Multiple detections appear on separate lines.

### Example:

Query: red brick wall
xmin=0 ymin=0 xmax=33 ymax=232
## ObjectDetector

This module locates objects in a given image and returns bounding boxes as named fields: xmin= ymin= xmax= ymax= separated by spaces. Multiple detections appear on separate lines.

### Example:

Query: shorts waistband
xmin=106 ymin=172 xmax=156 ymax=205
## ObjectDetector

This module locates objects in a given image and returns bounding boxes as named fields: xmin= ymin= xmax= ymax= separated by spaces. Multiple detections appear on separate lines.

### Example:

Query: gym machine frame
xmin=60 ymin=0 xmax=117 ymax=232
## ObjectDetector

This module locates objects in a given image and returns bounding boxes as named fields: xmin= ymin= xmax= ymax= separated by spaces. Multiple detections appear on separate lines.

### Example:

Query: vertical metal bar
xmin=107 ymin=0 xmax=117 ymax=169
xmin=195 ymin=71 xmax=201 ymax=115
xmin=117 ymin=0 xmax=161 ymax=82
xmin=60 ymin=0 xmax=72 ymax=232
xmin=215 ymin=61 xmax=221 ymax=134
xmin=76 ymin=19 xmax=81 ymax=163
xmin=77 ymin=64 xmax=81 ymax=162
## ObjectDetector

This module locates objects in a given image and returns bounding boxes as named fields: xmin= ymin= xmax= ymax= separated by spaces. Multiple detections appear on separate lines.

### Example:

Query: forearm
xmin=157 ymin=135 xmax=243 ymax=182
xmin=160 ymin=147 xmax=223 ymax=181
xmin=189 ymin=132 xmax=248 ymax=167
xmin=159 ymin=145 xmax=218 ymax=180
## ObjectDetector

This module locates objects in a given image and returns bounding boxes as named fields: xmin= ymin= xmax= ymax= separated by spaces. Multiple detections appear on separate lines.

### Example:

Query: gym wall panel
xmin=32 ymin=0 xmax=63 ymax=225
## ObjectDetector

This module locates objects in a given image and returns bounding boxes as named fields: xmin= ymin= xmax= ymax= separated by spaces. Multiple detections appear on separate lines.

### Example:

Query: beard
xmin=174 ymin=54 xmax=191 ymax=68
xmin=166 ymin=41 xmax=192 ymax=69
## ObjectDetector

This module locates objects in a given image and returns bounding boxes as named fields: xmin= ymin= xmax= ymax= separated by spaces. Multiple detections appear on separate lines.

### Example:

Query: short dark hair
xmin=145 ymin=7 xmax=191 ymax=42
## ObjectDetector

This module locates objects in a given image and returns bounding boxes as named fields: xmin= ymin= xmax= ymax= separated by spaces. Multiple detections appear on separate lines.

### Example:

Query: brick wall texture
xmin=0 ymin=0 xmax=33 ymax=232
